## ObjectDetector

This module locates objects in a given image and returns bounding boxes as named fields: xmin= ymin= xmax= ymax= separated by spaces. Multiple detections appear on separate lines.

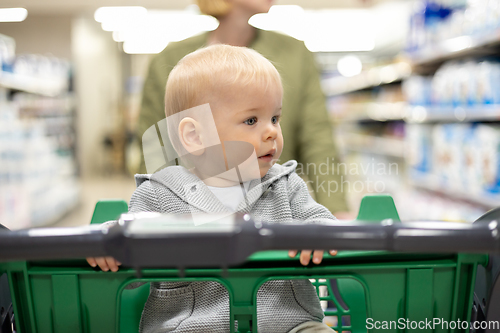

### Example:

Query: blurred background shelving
xmin=0 ymin=35 xmax=80 ymax=229
xmin=410 ymin=28 xmax=500 ymax=72
xmin=405 ymin=105 xmax=500 ymax=123
xmin=327 ymin=0 xmax=500 ymax=222
xmin=0 ymin=0 xmax=499 ymax=228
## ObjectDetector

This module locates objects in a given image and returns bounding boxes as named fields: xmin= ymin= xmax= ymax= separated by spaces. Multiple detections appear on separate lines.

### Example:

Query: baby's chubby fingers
xmin=105 ymin=257 xmax=121 ymax=272
xmin=98 ymin=257 xmax=121 ymax=272
xmin=87 ymin=256 xmax=121 ymax=272
xmin=300 ymin=250 xmax=313 ymax=266
xmin=289 ymin=250 xmax=329 ymax=266
xmin=329 ymin=250 xmax=338 ymax=256
xmin=312 ymin=250 xmax=324 ymax=264
xmin=95 ymin=257 xmax=110 ymax=271
xmin=86 ymin=257 xmax=97 ymax=268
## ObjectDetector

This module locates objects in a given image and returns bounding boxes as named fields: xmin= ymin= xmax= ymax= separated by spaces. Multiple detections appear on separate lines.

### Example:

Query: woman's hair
xmin=196 ymin=0 xmax=232 ymax=17
xmin=165 ymin=44 xmax=282 ymax=118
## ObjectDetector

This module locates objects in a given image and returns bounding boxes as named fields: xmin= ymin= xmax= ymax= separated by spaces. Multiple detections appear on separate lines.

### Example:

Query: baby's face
xmin=211 ymin=81 xmax=283 ymax=178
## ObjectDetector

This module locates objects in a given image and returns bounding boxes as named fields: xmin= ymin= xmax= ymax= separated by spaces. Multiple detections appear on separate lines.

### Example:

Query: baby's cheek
xmin=276 ymin=136 xmax=284 ymax=159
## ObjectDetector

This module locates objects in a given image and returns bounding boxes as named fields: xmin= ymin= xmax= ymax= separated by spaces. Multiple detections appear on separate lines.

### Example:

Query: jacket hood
xmin=134 ymin=160 xmax=298 ymax=214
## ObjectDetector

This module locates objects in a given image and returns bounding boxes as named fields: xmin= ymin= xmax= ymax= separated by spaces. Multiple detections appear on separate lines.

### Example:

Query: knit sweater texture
xmin=127 ymin=160 xmax=336 ymax=332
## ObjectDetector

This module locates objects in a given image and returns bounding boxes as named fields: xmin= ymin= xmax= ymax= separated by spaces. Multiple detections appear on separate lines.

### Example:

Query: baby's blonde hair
xmin=196 ymin=0 xmax=232 ymax=17
xmin=165 ymin=44 xmax=282 ymax=117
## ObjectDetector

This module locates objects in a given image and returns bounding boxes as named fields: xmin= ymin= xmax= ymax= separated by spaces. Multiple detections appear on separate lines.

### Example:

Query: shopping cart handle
xmin=0 ymin=213 xmax=499 ymax=266
xmin=0 ymin=225 xmax=107 ymax=262
xmin=103 ymin=213 xmax=500 ymax=268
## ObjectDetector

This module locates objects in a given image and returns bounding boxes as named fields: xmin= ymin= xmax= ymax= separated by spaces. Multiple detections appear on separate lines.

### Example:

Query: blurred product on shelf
xmin=0 ymin=33 xmax=78 ymax=229
xmin=328 ymin=85 xmax=406 ymax=122
xmin=0 ymin=33 xmax=71 ymax=97
xmin=322 ymin=62 xmax=411 ymax=97
xmin=406 ymin=123 xmax=500 ymax=207
xmin=403 ymin=59 xmax=500 ymax=108
xmin=342 ymin=132 xmax=406 ymax=159
xmin=407 ymin=0 xmax=500 ymax=53
xmin=14 ymin=93 xmax=76 ymax=153
xmin=394 ymin=188 xmax=485 ymax=222
xmin=11 ymin=54 xmax=70 ymax=92
xmin=402 ymin=75 xmax=433 ymax=106
xmin=406 ymin=124 xmax=433 ymax=174
xmin=0 ymin=103 xmax=79 ymax=229
xmin=340 ymin=121 xmax=406 ymax=149
xmin=0 ymin=33 xmax=15 ymax=72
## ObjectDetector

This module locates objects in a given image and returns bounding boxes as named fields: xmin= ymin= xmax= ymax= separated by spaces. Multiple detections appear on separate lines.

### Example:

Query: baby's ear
xmin=178 ymin=117 xmax=205 ymax=156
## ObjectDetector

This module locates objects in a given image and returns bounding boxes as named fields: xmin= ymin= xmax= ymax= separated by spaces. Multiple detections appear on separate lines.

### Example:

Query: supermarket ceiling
xmin=1 ymin=0 xmax=401 ymax=15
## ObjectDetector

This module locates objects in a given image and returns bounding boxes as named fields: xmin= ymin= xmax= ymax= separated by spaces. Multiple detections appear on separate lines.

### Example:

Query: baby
xmin=88 ymin=44 xmax=337 ymax=333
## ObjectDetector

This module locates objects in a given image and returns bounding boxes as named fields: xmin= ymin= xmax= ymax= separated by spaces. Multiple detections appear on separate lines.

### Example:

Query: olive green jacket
xmin=137 ymin=29 xmax=348 ymax=213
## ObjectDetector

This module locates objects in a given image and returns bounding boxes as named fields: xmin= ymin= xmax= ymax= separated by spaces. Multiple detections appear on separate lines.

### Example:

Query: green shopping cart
xmin=0 ymin=194 xmax=499 ymax=333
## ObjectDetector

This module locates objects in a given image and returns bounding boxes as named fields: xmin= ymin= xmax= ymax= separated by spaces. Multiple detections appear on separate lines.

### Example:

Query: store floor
xmin=53 ymin=175 xmax=137 ymax=228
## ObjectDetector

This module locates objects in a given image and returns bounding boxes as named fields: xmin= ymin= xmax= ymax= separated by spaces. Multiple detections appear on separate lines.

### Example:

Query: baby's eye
xmin=244 ymin=117 xmax=257 ymax=125
xmin=271 ymin=116 xmax=280 ymax=124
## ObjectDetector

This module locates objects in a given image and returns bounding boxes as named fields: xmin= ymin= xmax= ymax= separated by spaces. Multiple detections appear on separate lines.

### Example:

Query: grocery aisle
xmin=1 ymin=0 xmax=499 ymax=230
xmin=0 ymin=11 xmax=134 ymax=230
xmin=323 ymin=0 xmax=500 ymax=222
xmin=1 ymin=1 xmax=500 ymax=332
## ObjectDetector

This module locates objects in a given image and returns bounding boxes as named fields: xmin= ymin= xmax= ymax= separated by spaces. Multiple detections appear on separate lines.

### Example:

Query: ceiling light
xmin=269 ymin=5 xmax=304 ymax=15
xmin=251 ymin=8 xmax=375 ymax=52
xmin=112 ymin=31 xmax=125 ymax=42
xmin=0 ymin=8 xmax=28 ymax=22
xmin=337 ymin=55 xmax=363 ymax=77
xmin=114 ymin=10 xmax=218 ymax=54
xmin=123 ymin=40 xmax=169 ymax=55
xmin=94 ymin=6 xmax=147 ymax=23
xmin=249 ymin=5 xmax=306 ymax=40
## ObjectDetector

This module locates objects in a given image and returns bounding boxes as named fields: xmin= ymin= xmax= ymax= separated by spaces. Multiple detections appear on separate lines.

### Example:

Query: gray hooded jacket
xmin=128 ymin=160 xmax=336 ymax=333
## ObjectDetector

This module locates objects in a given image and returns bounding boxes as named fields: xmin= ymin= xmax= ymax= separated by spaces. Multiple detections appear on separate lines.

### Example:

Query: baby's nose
xmin=263 ymin=123 xmax=278 ymax=140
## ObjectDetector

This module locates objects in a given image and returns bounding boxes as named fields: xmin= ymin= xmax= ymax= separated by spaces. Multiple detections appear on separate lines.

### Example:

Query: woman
xmin=137 ymin=0 xmax=351 ymax=217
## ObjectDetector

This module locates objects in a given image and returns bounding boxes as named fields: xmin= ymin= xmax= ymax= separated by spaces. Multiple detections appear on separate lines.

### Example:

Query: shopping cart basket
xmin=0 ymin=194 xmax=499 ymax=333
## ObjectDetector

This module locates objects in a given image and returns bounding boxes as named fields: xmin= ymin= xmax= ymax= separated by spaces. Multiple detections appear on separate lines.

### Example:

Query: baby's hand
xmin=288 ymin=250 xmax=338 ymax=266
xmin=86 ymin=257 xmax=121 ymax=272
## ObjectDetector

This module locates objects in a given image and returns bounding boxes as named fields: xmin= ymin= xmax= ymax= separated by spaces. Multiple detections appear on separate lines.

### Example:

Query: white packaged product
xmin=432 ymin=124 xmax=470 ymax=190
xmin=462 ymin=125 xmax=482 ymax=195
xmin=476 ymin=125 xmax=500 ymax=195
xmin=406 ymin=124 xmax=433 ymax=174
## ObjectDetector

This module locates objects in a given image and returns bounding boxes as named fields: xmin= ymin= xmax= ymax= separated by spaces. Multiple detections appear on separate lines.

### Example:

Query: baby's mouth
xmin=258 ymin=149 xmax=276 ymax=161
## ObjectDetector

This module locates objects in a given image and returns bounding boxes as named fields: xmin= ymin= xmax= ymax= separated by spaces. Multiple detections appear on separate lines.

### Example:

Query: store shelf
xmin=33 ymin=182 xmax=81 ymax=227
xmin=336 ymin=105 xmax=500 ymax=124
xmin=0 ymin=71 xmax=68 ymax=97
xmin=0 ymin=62 xmax=78 ymax=228
xmin=410 ymin=29 xmax=500 ymax=72
xmin=409 ymin=171 xmax=500 ymax=209
xmin=406 ymin=105 xmax=500 ymax=123
xmin=322 ymin=62 xmax=412 ymax=96
xmin=333 ymin=102 xmax=407 ymax=123
xmin=343 ymin=133 xmax=406 ymax=159
xmin=15 ymin=94 xmax=75 ymax=115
